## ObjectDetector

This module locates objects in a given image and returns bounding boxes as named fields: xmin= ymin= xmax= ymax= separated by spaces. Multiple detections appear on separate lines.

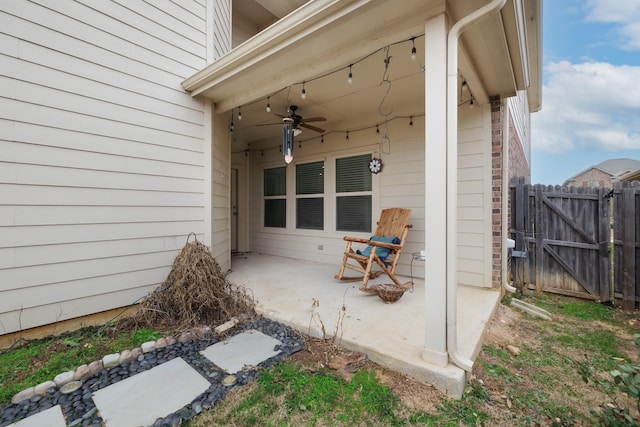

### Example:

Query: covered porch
xmin=182 ymin=0 xmax=540 ymax=399
xmin=227 ymin=253 xmax=501 ymax=397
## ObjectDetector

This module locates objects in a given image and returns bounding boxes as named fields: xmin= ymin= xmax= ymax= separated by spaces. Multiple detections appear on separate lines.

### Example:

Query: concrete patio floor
xmin=226 ymin=252 xmax=502 ymax=397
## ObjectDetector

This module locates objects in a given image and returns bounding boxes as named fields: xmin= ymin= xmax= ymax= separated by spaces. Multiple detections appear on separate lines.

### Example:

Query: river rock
xmin=12 ymin=387 xmax=35 ymax=404
xmin=74 ymin=365 xmax=92 ymax=381
xmin=54 ymin=371 xmax=75 ymax=387
xmin=141 ymin=341 xmax=156 ymax=353
xmin=102 ymin=353 xmax=120 ymax=369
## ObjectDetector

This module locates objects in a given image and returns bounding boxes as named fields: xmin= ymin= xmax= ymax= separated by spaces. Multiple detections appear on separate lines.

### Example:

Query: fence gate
xmin=612 ymin=181 xmax=640 ymax=309
xmin=510 ymin=177 xmax=612 ymax=302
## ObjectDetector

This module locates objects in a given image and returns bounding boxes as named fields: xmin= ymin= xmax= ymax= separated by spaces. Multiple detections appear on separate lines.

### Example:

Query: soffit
xmin=183 ymin=0 xmax=541 ymax=145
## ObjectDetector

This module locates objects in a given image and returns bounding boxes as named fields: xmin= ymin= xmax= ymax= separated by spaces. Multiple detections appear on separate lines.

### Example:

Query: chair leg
xmin=335 ymin=242 xmax=354 ymax=280
xmin=359 ymin=250 xmax=377 ymax=292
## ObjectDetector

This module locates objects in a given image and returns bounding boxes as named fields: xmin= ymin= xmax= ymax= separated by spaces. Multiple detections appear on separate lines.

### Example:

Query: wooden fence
xmin=612 ymin=181 xmax=640 ymax=309
xmin=510 ymin=178 xmax=639 ymax=309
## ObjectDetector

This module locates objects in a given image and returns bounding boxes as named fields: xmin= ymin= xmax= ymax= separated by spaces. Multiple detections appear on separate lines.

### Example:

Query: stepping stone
xmin=201 ymin=329 xmax=282 ymax=373
xmin=8 ymin=405 xmax=66 ymax=427
xmin=92 ymin=357 xmax=210 ymax=427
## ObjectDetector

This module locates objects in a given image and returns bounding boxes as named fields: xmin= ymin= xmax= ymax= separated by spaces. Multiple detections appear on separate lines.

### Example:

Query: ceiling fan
xmin=260 ymin=105 xmax=326 ymax=134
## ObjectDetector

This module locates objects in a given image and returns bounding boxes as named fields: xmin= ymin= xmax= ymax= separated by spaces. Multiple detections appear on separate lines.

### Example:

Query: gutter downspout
xmin=502 ymin=100 xmax=517 ymax=294
xmin=446 ymin=0 xmax=507 ymax=372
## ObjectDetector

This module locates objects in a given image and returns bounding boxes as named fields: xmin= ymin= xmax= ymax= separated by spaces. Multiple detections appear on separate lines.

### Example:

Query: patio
xmin=226 ymin=252 xmax=502 ymax=397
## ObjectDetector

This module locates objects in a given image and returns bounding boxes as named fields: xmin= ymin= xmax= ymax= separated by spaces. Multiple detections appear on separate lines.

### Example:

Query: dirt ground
xmin=290 ymin=300 xmax=640 ymax=424
xmin=290 ymin=335 xmax=445 ymax=414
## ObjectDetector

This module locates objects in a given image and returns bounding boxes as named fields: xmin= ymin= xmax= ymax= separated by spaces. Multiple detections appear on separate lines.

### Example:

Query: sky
xmin=531 ymin=0 xmax=640 ymax=184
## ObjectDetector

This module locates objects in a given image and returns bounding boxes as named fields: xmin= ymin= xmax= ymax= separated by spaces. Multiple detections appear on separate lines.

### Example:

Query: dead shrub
xmin=123 ymin=237 xmax=255 ymax=332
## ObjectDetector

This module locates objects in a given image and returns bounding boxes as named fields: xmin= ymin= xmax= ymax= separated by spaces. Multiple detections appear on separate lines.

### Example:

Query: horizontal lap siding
xmin=246 ymin=109 xmax=490 ymax=287
xmin=457 ymin=106 xmax=492 ymax=287
xmin=0 ymin=0 xmax=207 ymax=334
xmin=248 ymin=117 xmax=426 ymax=277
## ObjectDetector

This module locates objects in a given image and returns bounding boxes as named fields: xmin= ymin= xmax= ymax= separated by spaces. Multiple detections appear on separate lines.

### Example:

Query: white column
xmin=423 ymin=13 xmax=448 ymax=367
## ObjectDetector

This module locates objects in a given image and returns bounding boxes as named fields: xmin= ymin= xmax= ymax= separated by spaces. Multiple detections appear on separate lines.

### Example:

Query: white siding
xmin=457 ymin=105 xmax=493 ymax=287
xmin=246 ymin=117 xmax=426 ymax=277
xmin=0 ymin=0 xmax=210 ymax=334
xmin=210 ymin=111 xmax=231 ymax=271
xmin=241 ymin=106 xmax=492 ymax=287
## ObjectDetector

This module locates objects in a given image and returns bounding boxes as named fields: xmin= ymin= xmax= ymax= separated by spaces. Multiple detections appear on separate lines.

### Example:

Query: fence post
xmin=534 ymin=185 xmax=544 ymax=293
xmin=598 ymin=187 xmax=611 ymax=302
xmin=621 ymin=183 xmax=637 ymax=310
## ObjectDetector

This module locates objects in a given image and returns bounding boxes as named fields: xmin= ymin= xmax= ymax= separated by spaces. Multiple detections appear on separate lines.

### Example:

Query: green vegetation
xmin=189 ymin=362 xmax=420 ymax=426
xmin=0 ymin=326 xmax=162 ymax=404
xmin=1 ymin=294 xmax=638 ymax=426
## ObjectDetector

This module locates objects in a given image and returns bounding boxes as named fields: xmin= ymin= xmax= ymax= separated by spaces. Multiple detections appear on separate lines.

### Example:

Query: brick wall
xmin=566 ymin=169 xmax=611 ymax=188
xmin=508 ymin=116 xmax=530 ymax=181
xmin=491 ymin=97 xmax=531 ymax=286
xmin=491 ymin=97 xmax=503 ymax=287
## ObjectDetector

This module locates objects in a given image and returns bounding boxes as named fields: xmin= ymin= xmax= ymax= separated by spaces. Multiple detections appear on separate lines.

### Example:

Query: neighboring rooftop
xmin=564 ymin=158 xmax=640 ymax=186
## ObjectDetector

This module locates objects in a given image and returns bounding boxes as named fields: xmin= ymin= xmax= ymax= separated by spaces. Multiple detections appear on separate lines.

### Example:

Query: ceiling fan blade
xmin=300 ymin=123 xmax=325 ymax=133
xmin=300 ymin=116 xmax=326 ymax=123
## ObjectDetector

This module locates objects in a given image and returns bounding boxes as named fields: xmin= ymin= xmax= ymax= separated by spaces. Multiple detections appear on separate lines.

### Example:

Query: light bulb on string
xmin=461 ymin=80 xmax=469 ymax=92
xmin=411 ymin=37 xmax=417 ymax=60
xmin=347 ymin=65 xmax=353 ymax=84
xmin=238 ymin=107 xmax=242 ymax=121
xmin=469 ymin=95 xmax=475 ymax=109
xmin=409 ymin=116 xmax=413 ymax=126
xmin=301 ymin=82 xmax=306 ymax=99
xmin=266 ymin=97 xmax=271 ymax=112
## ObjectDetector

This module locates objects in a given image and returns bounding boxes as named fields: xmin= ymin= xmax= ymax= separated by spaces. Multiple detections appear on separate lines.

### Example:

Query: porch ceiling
xmin=182 ymin=0 xmax=541 ymax=147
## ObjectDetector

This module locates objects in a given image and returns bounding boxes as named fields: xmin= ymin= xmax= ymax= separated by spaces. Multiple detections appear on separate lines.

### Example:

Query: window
xmin=336 ymin=154 xmax=372 ymax=232
xmin=296 ymin=161 xmax=324 ymax=230
xmin=264 ymin=167 xmax=286 ymax=228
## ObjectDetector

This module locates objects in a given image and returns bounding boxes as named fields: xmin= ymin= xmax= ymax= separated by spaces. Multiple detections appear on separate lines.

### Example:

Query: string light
xmin=469 ymin=95 xmax=475 ymax=109
xmin=226 ymin=34 xmax=428 ymax=160
xmin=411 ymin=37 xmax=417 ymax=60
xmin=461 ymin=80 xmax=469 ymax=92
xmin=321 ymin=135 xmax=324 ymax=143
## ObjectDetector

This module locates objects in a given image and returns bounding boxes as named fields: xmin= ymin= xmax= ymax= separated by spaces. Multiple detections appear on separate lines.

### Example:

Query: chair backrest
xmin=374 ymin=208 xmax=412 ymax=239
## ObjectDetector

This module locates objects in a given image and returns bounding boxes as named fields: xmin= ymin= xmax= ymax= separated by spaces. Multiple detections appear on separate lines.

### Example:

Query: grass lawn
xmin=1 ymin=293 xmax=638 ymax=426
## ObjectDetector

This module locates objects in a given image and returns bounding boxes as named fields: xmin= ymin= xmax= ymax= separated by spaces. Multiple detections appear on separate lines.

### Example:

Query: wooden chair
xmin=335 ymin=208 xmax=412 ymax=292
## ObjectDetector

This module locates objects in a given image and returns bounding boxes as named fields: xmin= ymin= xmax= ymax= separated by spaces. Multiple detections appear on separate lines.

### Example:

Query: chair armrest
xmin=367 ymin=240 xmax=402 ymax=251
xmin=343 ymin=236 xmax=369 ymax=244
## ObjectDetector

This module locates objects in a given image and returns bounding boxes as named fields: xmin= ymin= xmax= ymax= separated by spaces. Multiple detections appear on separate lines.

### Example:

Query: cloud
xmin=532 ymin=61 xmax=640 ymax=153
xmin=585 ymin=0 xmax=640 ymax=50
